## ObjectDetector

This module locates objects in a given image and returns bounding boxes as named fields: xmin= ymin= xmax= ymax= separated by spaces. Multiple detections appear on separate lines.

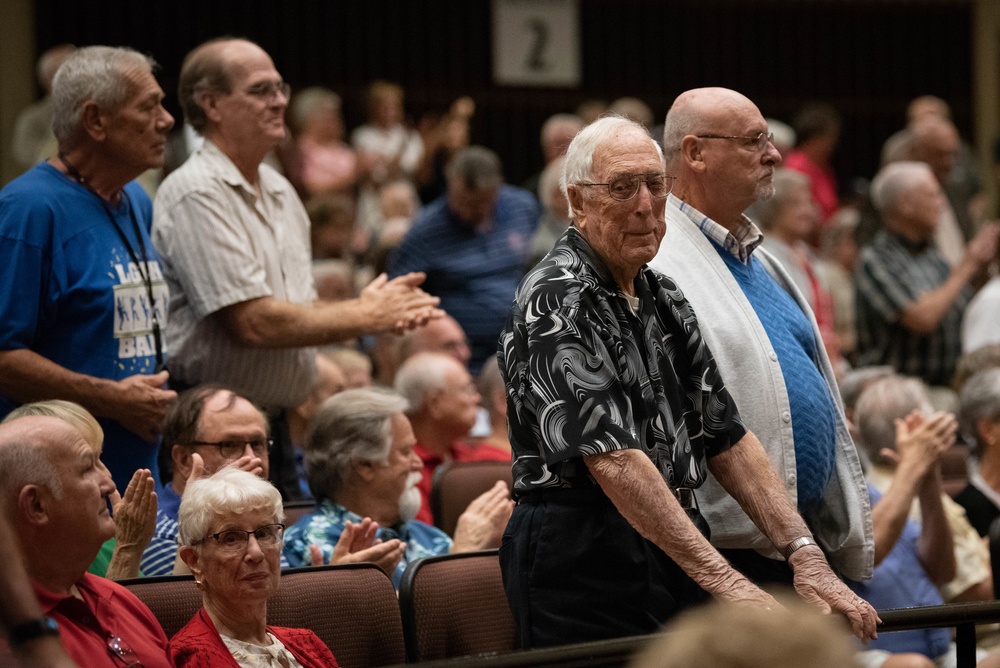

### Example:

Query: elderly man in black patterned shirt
xmin=498 ymin=115 xmax=877 ymax=649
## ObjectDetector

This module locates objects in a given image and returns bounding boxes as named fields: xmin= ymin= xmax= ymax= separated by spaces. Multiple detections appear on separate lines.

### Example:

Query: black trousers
xmin=500 ymin=488 xmax=709 ymax=650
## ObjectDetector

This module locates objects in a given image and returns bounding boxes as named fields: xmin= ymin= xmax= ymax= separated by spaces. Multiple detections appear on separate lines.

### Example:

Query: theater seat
xmin=270 ymin=563 xmax=406 ymax=667
xmin=398 ymin=549 xmax=518 ymax=662
xmin=120 ymin=574 xmax=200 ymax=638
xmin=431 ymin=460 xmax=513 ymax=536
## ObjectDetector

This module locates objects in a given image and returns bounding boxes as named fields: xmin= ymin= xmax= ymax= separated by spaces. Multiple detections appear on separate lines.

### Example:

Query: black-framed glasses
xmin=245 ymin=81 xmax=291 ymax=101
xmin=576 ymin=172 xmax=674 ymax=201
xmin=696 ymin=131 xmax=775 ymax=152
xmin=193 ymin=523 xmax=286 ymax=552
xmin=189 ymin=438 xmax=273 ymax=458
xmin=107 ymin=634 xmax=143 ymax=667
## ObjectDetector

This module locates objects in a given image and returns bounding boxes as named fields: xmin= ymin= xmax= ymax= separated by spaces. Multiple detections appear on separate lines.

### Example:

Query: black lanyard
xmin=58 ymin=154 xmax=164 ymax=369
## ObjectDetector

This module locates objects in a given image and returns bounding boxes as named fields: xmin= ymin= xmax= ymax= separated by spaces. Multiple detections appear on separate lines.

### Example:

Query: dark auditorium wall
xmin=33 ymin=0 xmax=972 ymax=190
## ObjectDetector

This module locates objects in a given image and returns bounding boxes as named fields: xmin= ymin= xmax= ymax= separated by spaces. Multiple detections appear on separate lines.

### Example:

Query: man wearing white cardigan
xmin=649 ymin=88 xmax=873 ymax=585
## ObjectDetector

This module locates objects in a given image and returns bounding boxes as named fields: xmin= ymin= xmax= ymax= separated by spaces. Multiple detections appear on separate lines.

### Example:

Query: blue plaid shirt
xmin=282 ymin=499 xmax=453 ymax=588
xmin=669 ymin=193 xmax=763 ymax=264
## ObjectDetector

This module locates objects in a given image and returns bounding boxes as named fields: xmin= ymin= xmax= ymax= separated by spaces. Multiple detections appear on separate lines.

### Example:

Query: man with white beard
xmin=282 ymin=387 xmax=512 ymax=588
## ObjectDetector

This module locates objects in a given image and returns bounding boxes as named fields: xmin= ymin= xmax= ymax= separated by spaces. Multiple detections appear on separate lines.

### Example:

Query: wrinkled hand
xmin=112 ymin=370 xmax=176 ymax=441
xmin=709 ymin=569 xmax=781 ymax=611
xmin=359 ymin=272 xmax=443 ymax=334
xmin=112 ymin=468 xmax=157 ymax=552
xmin=308 ymin=518 xmax=406 ymax=577
xmin=452 ymin=481 xmax=514 ymax=552
xmin=789 ymin=546 xmax=879 ymax=640
xmin=889 ymin=410 xmax=956 ymax=480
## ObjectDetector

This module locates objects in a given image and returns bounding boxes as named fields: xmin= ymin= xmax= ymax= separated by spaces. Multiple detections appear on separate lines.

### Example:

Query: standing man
xmin=649 ymin=88 xmax=873 ymax=586
xmin=500 ymin=115 xmax=876 ymax=649
xmin=388 ymin=146 xmax=539 ymax=374
xmin=153 ymin=38 xmax=440 ymax=500
xmin=0 ymin=46 xmax=177 ymax=491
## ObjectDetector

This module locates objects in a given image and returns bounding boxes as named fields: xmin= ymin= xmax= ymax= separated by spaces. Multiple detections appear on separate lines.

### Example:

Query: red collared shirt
xmin=32 ymin=573 xmax=171 ymax=668
xmin=414 ymin=440 xmax=510 ymax=525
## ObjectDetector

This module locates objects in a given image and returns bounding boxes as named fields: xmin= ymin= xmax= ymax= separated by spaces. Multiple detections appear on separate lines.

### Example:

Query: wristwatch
xmin=8 ymin=617 xmax=60 ymax=647
xmin=781 ymin=536 xmax=818 ymax=559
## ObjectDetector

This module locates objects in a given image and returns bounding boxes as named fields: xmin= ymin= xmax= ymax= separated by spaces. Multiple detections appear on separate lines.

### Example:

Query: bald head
xmin=663 ymin=87 xmax=781 ymax=228
xmin=0 ymin=416 xmax=85 ymax=503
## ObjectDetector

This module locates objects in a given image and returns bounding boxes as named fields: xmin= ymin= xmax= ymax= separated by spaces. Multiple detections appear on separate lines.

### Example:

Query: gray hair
xmin=305 ymin=388 xmax=409 ymax=500
xmin=854 ymin=375 xmax=932 ymax=463
xmin=752 ymin=169 xmax=811 ymax=232
xmin=662 ymin=100 xmax=700 ymax=159
xmin=177 ymin=467 xmax=283 ymax=547
xmin=445 ymin=146 xmax=503 ymax=191
xmin=290 ymin=86 xmax=341 ymax=134
xmin=394 ymin=352 xmax=454 ymax=413
xmin=50 ymin=46 xmax=156 ymax=147
xmin=839 ymin=366 xmax=895 ymax=414
xmin=958 ymin=368 xmax=1000 ymax=454
xmin=870 ymin=161 xmax=934 ymax=216
xmin=562 ymin=114 xmax=663 ymax=216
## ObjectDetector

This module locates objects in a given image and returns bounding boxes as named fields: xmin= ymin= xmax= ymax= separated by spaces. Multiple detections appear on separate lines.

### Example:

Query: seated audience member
xmin=142 ymin=385 xmax=275 ymax=576
xmin=394 ymin=352 xmax=509 ymax=524
xmin=608 ymin=96 xmax=654 ymax=130
xmin=323 ymin=348 xmax=373 ymax=389
xmin=306 ymin=193 xmax=357 ymax=262
xmin=10 ymin=44 xmax=75 ymax=174
xmin=528 ymin=156 xmax=571 ymax=268
xmin=521 ymin=114 xmax=583 ymax=199
xmin=387 ymin=146 xmax=540 ymax=374
xmin=783 ymin=103 xmax=842 ymax=225
xmin=368 ymin=179 xmax=421 ymax=273
xmin=855 ymin=161 xmax=1000 ymax=390
xmin=170 ymin=468 xmax=339 ymax=668
xmin=853 ymin=374 xmax=991 ymax=605
xmin=283 ymin=388 xmax=512 ymax=587
xmin=291 ymin=87 xmax=357 ymax=198
xmin=756 ymin=169 xmax=839 ymax=361
xmin=473 ymin=357 xmax=511 ymax=455
xmin=0 ymin=415 xmax=172 ymax=667
xmin=818 ymin=208 xmax=861 ymax=365
xmin=288 ymin=355 xmax=348 ymax=499
xmin=3 ymin=401 xmax=156 ymax=581
xmin=849 ymin=375 xmax=997 ymax=667
xmin=629 ymin=598 xmax=858 ymax=668
xmin=953 ymin=345 xmax=1000 ymax=393
xmin=954 ymin=369 xmax=1000 ymax=537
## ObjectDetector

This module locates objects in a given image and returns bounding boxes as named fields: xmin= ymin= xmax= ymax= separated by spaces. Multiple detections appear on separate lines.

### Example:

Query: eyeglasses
xmin=193 ymin=523 xmax=285 ymax=551
xmin=244 ymin=81 xmax=291 ymax=101
xmin=696 ymin=131 xmax=775 ymax=152
xmin=576 ymin=173 xmax=674 ymax=201
xmin=189 ymin=439 xmax=273 ymax=458
xmin=107 ymin=634 xmax=143 ymax=667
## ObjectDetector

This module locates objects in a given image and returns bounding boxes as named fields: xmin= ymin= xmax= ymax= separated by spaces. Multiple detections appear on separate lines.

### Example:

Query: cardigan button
xmin=769 ymin=352 xmax=778 ymax=362
xmin=781 ymin=411 xmax=791 ymax=423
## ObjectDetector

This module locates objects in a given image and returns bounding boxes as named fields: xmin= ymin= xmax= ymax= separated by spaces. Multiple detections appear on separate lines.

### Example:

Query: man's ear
xmin=354 ymin=459 xmax=377 ymax=483
xmin=79 ymin=100 xmax=110 ymax=142
xmin=200 ymin=90 xmax=225 ymax=126
xmin=17 ymin=485 xmax=50 ymax=527
xmin=678 ymin=135 xmax=705 ymax=173
xmin=173 ymin=445 xmax=193 ymax=480
xmin=567 ymin=185 xmax=587 ymax=226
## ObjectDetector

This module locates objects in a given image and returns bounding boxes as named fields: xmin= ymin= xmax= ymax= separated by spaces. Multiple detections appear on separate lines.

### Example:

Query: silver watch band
xmin=781 ymin=536 xmax=817 ymax=559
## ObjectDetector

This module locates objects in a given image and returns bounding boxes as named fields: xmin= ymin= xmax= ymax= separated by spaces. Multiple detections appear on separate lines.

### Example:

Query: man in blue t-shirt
xmin=388 ymin=146 xmax=539 ymax=374
xmin=0 ymin=46 xmax=176 ymax=490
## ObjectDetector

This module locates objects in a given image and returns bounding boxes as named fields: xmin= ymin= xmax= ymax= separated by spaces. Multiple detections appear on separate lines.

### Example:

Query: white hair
xmin=854 ymin=375 xmax=932 ymax=463
xmin=869 ymin=161 xmax=934 ymax=216
xmin=394 ymin=352 xmax=456 ymax=413
xmin=50 ymin=46 xmax=155 ymax=147
xmin=959 ymin=368 xmax=1000 ymax=454
xmin=561 ymin=115 xmax=663 ymax=218
xmin=177 ymin=467 xmax=283 ymax=547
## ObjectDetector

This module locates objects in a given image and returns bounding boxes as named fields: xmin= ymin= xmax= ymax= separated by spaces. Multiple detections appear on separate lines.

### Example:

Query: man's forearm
xmin=219 ymin=296 xmax=379 ymax=348
xmin=585 ymin=449 xmax=748 ymax=597
xmin=706 ymin=432 xmax=812 ymax=552
xmin=0 ymin=349 xmax=119 ymax=419
xmin=916 ymin=470 xmax=956 ymax=585
xmin=899 ymin=262 xmax=976 ymax=334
